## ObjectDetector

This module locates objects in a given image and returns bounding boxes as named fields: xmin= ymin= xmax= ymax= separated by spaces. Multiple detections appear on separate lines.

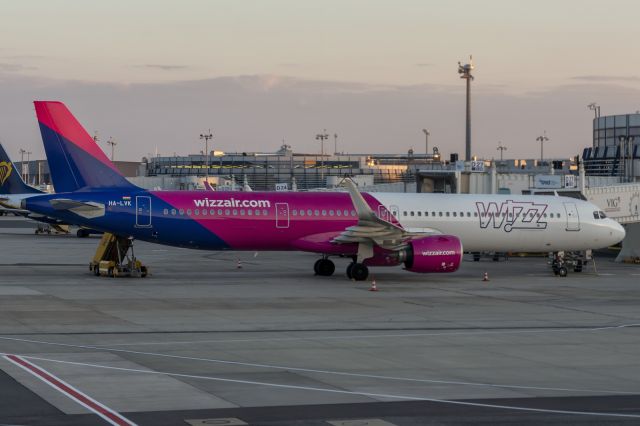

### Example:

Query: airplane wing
xmin=49 ymin=199 xmax=105 ymax=219
xmin=331 ymin=179 xmax=440 ymax=250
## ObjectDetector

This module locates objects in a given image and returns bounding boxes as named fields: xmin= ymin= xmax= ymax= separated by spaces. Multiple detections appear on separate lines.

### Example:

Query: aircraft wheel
xmin=317 ymin=259 xmax=335 ymax=276
xmin=558 ymin=266 xmax=568 ymax=277
xmin=346 ymin=262 xmax=354 ymax=279
xmin=313 ymin=259 xmax=322 ymax=275
xmin=351 ymin=263 xmax=369 ymax=281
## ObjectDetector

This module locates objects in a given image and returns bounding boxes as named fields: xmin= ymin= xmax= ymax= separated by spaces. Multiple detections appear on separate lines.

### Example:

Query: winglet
xmin=342 ymin=178 xmax=377 ymax=222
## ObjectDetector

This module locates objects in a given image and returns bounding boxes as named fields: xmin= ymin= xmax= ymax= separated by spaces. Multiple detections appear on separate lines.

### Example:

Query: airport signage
xmin=470 ymin=161 xmax=485 ymax=172
xmin=275 ymin=183 xmax=288 ymax=191
xmin=534 ymin=174 xmax=562 ymax=189
xmin=564 ymin=174 xmax=577 ymax=188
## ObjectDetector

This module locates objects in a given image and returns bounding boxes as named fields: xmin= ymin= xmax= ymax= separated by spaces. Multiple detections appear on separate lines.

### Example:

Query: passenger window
xmin=446 ymin=212 xmax=450 ymax=217
xmin=452 ymin=212 xmax=457 ymax=217
xmin=292 ymin=210 xmax=298 ymax=216
xmin=225 ymin=209 xmax=230 ymax=215
xmin=474 ymin=212 xmax=478 ymax=217
xmin=410 ymin=211 xmax=414 ymax=216
xmin=202 ymin=209 xmax=207 ymax=216
xmin=344 ymin=209 xmax=349 ymax=216
xmin=255 ymin=209 xmax=260 ymax=216
xmin=210 ymin=209 xmax=215 ymax=215
xmin=240 ymin=209 xmax=245 ymax=216
xmin=262 ymin=209 xmax=268 ymax=216
xmin=171 ymin=209 xmax=176 ymax=216
xmin=336 ymin=210 xmax=342 ymax=216
xmin=557 ymin=213 xmax=561 ymax=219
xmin=466 ymin=212 xmax=471 ymax=217
xmin=163 ymin=208 xmax=168 ymax=215
xmin=179 ymin=209 xmax=184 ymax=215
xmin=314 ymin=210 xmax=320 ymax=216
xmin=460 ymin=212 xmax=464 ymax=217
xmin=321 ymin=210 xmax=327 ymax=216
xmin=439 ymin=212 xmax=443 ymax=217
xmin=300 ymin=210 xmax=305 ymax=216
xmin=350 ymin=210 xmax=356 ymax=216
xmin=247 ymin=209 xmax=253 ymax=216
xmin=329 ymin=210 xmax=334 ymax=216
xmin=187 ymin=209 xmax=192 ymax=216
xmin=308 ymin=209 xmax=313 ymax=216
xmin=417 ymin=211 xmax=421 ymax=217
xmin=403 ymin=211 xmax=407 ymax=216
xmin=195 ymin=209 xmax=200 ymax=215
xmin=432 ymin=212 xmax=436 ymax=216
xmin=218 ymin=209 xmax=223 ymax=215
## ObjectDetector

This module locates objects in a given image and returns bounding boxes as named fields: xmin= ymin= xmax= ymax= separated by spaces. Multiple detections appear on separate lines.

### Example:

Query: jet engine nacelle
xmin=403 ymin=235 xmax=463 ymax=273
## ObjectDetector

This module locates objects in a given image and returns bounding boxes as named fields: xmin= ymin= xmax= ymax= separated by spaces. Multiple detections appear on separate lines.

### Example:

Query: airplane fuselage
xmin=25 ymin=189 xmax=625 ymax=254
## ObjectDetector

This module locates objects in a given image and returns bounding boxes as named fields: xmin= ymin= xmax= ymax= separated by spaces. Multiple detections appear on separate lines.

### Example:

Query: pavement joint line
xmin=0 ymin=334 xmax=638 ymax=395
xmin=88 ymin=322 xmax=640 ymax=346
xmin=2 ymin=352 xmax=640 ymax=420
xmin=2 ymin=354 xmax=136 ymax=426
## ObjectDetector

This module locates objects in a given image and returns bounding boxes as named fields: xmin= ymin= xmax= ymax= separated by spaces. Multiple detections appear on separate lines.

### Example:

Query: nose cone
xmin=608 ymin=220 xmax=626 ymax=245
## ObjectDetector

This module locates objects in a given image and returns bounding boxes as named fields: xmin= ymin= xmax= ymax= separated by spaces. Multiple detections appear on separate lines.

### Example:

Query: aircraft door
xmin=377 ymin=205 xmax=389 ymax=221
xmin=136 ymin=196 xmax=152 ymax=228
xmin=275 ymin=202 xmax=289 ymax=228
xmin=389 ymin=205 xmax=400 ymax=221
xmin=563 ymin=202 xmax=580 ymax=231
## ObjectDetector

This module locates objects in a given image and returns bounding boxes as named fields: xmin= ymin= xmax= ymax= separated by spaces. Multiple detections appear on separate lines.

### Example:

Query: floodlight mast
xmin=496 ymin=141 xmax=507 ymax=161
xmin=200 ymin=130 xmax=213 ymax=184
xmin=536 ymin=131 xmax=549 ymax=163
xmin=458 ymin=55 xmax=474 ymax=161
xmin=315 ymin=130 xmax=329 ymax=182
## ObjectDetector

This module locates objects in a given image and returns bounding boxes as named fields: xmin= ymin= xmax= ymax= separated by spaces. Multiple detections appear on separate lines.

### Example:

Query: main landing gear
xmin=313 ymin=256 xmax=370 ymax=281
xmin=346 ymin=261 xmax=369 ymax=281
xmin=314 ymin=257 xmax=335 ymax=276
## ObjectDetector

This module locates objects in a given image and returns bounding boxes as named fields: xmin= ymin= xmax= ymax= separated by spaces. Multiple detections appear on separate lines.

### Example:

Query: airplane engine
xmin=402 ymin=235 xmax=463 ymax=273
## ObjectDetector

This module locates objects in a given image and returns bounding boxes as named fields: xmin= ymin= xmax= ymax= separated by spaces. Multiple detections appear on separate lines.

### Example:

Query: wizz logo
xmin=476 ymin=200 xmax=548 ymax=232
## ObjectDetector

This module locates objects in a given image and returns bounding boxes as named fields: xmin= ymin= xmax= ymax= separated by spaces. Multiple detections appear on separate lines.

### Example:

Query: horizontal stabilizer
xmin=49 ymin=198 xmax=105 ymax=219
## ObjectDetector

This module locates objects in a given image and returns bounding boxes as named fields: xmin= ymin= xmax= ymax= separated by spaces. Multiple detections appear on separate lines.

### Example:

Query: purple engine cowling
xmin=403 ymin=235 xmax=463 ymax=273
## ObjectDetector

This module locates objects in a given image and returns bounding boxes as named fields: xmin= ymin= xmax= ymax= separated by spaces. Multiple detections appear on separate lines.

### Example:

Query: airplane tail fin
xmin=0 ymin=143 xmax=42 ymax=194
xmin=34 ymin=101 xmax=138 ymax=192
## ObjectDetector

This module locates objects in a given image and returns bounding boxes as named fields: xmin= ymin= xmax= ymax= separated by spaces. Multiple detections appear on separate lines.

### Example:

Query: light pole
xmin=587 ymin=102 xmax=601 ymax=119
xmin=333 ymin=133 xmax=338 ymax=155
xmin=422 ymin=129 xmax=430 ymax=160
xmin=458 ymin=55 xmax=474 ymax=161
xmin=536 ymin=132 xmax=549 ymax=164
xmin=200 ymin=129 xmax=213 ymax=185
xmin=26 ymin=151 xmax=32 ymax=183
xmin=19 ymin=148 xmax=26 ymax=181
xmin=106 ymin=137 xmax=117 ymax=161
xmin=496 ymin=141 xmax=507 ymax=161
xmin=315 ymin=130 xmax=328 ymax=182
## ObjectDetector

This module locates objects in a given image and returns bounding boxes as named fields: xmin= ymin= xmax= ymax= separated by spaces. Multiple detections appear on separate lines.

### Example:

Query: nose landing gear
xmin=314 ymin=257 xmax=335 ymax=276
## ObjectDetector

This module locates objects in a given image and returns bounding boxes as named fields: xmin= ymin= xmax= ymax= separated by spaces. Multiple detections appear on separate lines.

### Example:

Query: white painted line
xmin=9 ymin=353 xmax=640 ymax=420
xmin=3 ymin=354 xmax=136 ymax=426
xmin=2 ymin=330 xmax=639 ymax=396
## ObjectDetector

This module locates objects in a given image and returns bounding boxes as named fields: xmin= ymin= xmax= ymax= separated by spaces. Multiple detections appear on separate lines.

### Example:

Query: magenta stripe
xmin=5 ymin=354 xmax=135 ymax=426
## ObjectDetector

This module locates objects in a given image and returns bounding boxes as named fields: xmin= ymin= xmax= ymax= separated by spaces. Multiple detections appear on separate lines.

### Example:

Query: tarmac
xmin=1 ymin=216 xmax=640 ymax=425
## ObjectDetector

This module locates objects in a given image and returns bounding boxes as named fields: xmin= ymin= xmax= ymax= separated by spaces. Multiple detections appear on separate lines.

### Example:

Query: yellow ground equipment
xmin=89 ymin=233 xmax=148 ymax=278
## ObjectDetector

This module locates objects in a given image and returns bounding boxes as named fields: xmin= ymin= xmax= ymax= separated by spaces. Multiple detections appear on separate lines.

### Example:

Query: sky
xmin=1 ymin=0 xmax=640 ymax=162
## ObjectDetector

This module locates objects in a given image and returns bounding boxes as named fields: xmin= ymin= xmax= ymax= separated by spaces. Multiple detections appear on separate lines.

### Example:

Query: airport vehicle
xmin=23 ymin=101 xmax=625 ymax=280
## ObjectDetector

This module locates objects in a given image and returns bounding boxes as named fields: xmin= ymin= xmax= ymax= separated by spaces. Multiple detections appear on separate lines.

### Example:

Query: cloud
xmin=136 ymin=64 xmax=190 ymax=71
xmin=0 ymin=63 xmax=37 ymax=72
xmin=1 ymin=73 xmax=639 ymax=164
xmin=571 ymin=75 xmax=640 ymax=82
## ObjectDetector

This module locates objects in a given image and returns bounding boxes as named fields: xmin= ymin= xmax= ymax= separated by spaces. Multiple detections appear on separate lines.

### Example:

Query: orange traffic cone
xmin=369 ymin=279 xmax=378 ymax=291
xmin=482 ymin=272 xmax=489 ymax=282
xmin=237 ymin=259 xmax=243 ymax=269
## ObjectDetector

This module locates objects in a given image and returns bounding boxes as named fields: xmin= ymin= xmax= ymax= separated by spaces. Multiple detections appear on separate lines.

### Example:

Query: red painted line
xmin=4 ymin=354 xmax=136 ymax=426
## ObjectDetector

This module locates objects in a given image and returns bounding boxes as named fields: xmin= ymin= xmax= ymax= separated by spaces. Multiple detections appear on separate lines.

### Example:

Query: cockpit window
xmin=593 ymin=211 xmax=600 ymax=219
xmin=599 ymin=211 xmax=607 ymax=219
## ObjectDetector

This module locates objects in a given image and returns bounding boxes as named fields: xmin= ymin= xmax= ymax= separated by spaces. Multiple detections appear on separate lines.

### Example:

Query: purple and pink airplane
xmin=19 ymin=102 xmax=625 ymax=280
